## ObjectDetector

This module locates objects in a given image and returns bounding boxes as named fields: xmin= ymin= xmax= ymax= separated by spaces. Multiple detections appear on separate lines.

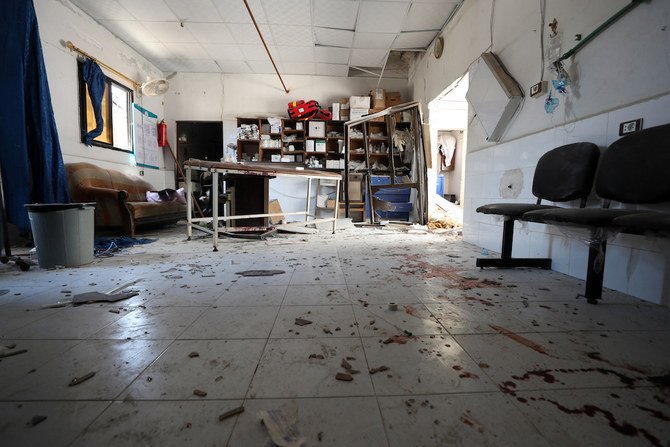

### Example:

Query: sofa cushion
xmin=66 ymin=162 xmax=114 ymax=192
xmin=126 ymin=201 xmax=185 ymax=221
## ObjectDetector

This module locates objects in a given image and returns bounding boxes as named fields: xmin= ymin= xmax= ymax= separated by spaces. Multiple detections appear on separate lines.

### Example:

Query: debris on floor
xmin=68 ymin=371 xmax=95 ymax=387
xmin=218 ymin=406 xmax=244 ymax=422
xmin=0 ymin=344 xmax=28 ymax=359
xmin=383 ymin=335 xmax=413 ymax=345
xmin=193 ymin=389 xmax=207 ymax=397
xmin=335 ymin=372 xmax=353 ymax=381
xmin=188 ymin=351 xmax=200 ymax=358
xmin=388 ymin=303 xmax=398 ymax=311
xmin=259 ymin=407 xmax=305 ymax=447
xmin=294 ymin=318 xmax=312 ymax=326
xmin=26 ymin=415 xmax=47 ymax=427
xmin=235 ymin=270 xmax=285 ymax=277
xmin=308 ymin=354 xmax=324 ymax=360
xmin=369 ymin=366 xmax=390 ymax=374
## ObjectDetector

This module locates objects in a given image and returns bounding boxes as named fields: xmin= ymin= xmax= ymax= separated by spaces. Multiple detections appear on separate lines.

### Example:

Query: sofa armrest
xmin=76 ymin=185 xmax=129 ymax=202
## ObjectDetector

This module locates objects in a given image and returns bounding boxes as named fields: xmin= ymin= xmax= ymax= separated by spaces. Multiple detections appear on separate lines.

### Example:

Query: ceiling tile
xmin=153 ymin=58 xmax=221 ymax=72
xmin=350 ymin=48 xmax=387 ymax=67
xmin=228 ymin=23 xmax=274 ymax=45
xmin=356 ymin=1 xmax=409 ymax=33
xmin=277 ymin=46 xmax=315 ymax=62
xmin=117 ymin=0 xmax=178 ymax=21
xmin=313 ymin=0 xmax=359 ymax=29
xmin=185 ymin=23 xmax=236 ymax=43
xmin=402 ymin=2 xmax=454 ymax=31
xmin=247 ymin=59 xmax=283 ymax=74
xmin=212 ymin=0 xmax=266 ymax=24
xmin=270 ymin=25 xmax=313 ymax=46
xmin=127 ymin=41 xmax=173 ymax=60
xmin=168 ymin=43 xmax=211 ymax=59
xmin=261 ymin=0 xmax=310 ymax=25
xmin=314 ymin=28 xmax=354 ymax=47
xmin=392 ymin=30 xmax=436 ymax=49
xmin=164 ymin=0 xmax=222 ymax=22
xmin=142 ymin=22 xmax=197 ymax=43
xmin=315 ymin=46 xmax=350 ymax=64
xmin=353 ymin=32 xmax=396 ymax=49
xmin=99 ymin=20 xmax=158 ymax=43
xmin=239 ymin=45 xmax=274 ymax=60
xmin=282 ymin=62 xmax=316 ymax=75
xmin=70 ymin=0 xmax=134 ymax=20
xmin=316 ymin=63 xmax=349 ymax=77
xmin=216 ymin=60 xmax=252 ymax=73
xmin=202 ymin=44 xmax=245 ymax=60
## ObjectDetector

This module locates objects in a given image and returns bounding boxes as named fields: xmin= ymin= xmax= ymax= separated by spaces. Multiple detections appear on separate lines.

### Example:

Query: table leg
xmin=332 ymin=179 xmax=340 ymax=234
xmin=305 ymin=178 xmax=312 ymax=224
xmin=186 ymin=166 xmax=192 ymax=241
xmin=212 ymin=171 xmax=219 ymax=252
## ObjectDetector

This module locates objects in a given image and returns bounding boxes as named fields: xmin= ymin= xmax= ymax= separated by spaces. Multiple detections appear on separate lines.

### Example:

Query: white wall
xmin=35 ymin=0 xmax=169 ymax=189
xmin=164 ymin=73 xmax=410 ymax=154
xmin=164 ymin=73 xmax=410 ymax=219
xmin=409 ymin=0 xmax=670 ymax=304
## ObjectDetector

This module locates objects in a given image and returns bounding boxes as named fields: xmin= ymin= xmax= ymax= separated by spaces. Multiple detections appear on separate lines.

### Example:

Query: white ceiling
xmin=70 ymin=0 xmax=461 ymax=77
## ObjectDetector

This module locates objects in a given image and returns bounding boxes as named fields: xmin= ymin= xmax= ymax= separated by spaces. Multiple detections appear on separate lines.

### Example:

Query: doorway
xmin=175 ymin=121 xmax=223 ymax=176
xmin=427 ymin=75 xmax=469 ymax=226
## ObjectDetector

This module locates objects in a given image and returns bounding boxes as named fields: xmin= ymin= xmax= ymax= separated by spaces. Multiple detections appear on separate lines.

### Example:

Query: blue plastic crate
xmin=375 ymin=210 xmax=410 ymax=221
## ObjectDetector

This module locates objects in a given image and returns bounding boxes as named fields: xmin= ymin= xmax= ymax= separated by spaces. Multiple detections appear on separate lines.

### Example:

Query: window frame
xmin=78 ymin=61 xmax=134 ymax=154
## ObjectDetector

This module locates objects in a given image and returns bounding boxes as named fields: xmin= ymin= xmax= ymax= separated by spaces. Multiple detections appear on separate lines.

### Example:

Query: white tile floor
xmin=1 ymin=224 xmax=669 ymax=446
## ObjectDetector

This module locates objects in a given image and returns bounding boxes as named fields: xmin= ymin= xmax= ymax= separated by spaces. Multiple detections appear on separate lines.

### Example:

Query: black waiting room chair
xmin=475 ymin=142 xmax=601 ymax=269
xmin=523 ymin=123 xmax=670 ymax=304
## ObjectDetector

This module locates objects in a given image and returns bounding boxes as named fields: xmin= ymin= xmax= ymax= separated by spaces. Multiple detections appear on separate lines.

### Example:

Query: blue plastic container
xmin=436 ymin=174 xmax=445 ymax=196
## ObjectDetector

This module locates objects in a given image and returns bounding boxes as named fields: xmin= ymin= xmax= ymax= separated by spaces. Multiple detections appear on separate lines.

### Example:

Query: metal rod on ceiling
xmin=243 ymin=0 xmax=289 ymax=94
xmin=376 ymin=52 xmax=390 ymax=89
xmin=65 ymin=41 xmax=141 ymax=90
xmin=350 ymin=66 xmax=382 ymax=77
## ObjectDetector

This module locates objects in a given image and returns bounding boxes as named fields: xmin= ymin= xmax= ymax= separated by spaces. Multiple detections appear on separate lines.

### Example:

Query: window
xmin=78 ymin=62 xmax=134 ymax=153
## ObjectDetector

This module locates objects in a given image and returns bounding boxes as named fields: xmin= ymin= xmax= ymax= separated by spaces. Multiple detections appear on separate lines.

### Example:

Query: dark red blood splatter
xmin=459 ymin=371 xmax=479 ymax=379
xmin=489 ymin=324 xmax=551 ymax=356
xmin=585 ymin=351 xmax=649 ymax=375
xmin=404 ymin=305 xmax=419 ymax=317
xmin=636 ymin=406 xmax=670 ymax=422
xmin=464 ymin=296 xmax=495 ymax=307
xmin=452 ymin=365 xmax=463 ymax=371
xmin=512 ymin=370 xmax=558 ymax=384
xmin=517 ymin=397 xmax=528 ymax=403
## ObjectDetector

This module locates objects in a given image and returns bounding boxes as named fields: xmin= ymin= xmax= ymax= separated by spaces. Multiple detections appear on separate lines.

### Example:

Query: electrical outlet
xmin=139 ymin=170 xmax=144 ymax=176
xmin=530 ymin=81 xmax=548 ymax=98
xmin=619 ymin=118 xmax=643 ymax=136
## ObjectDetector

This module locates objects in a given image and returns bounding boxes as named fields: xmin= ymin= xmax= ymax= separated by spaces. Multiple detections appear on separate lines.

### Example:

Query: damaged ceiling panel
xmin=69 ymin=0 xmax=464 ymax=77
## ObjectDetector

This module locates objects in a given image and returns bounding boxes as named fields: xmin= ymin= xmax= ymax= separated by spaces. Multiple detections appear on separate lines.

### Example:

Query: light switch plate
xmin=619 ymin=118 xmax=643 ymax=136
xmin=530 ymin=81 xmax=547 ymax=98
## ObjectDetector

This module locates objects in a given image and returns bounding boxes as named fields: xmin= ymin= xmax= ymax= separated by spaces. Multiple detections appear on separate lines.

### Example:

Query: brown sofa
xmin=65 ymin=162 xmax=186 ymax=236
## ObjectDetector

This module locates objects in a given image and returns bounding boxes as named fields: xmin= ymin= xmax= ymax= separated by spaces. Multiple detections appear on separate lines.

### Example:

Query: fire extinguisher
xmin=157 ymin=120 xmax=168 ymax=147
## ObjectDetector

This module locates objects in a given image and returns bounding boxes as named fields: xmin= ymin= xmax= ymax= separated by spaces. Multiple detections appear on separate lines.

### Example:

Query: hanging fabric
xmin=438 ymin=133 xmax=457 ymax=171
xmin=0 ymin=0 xmax=70 ymax=232
xmin=81 ymin=59 xmax=106 ymax=145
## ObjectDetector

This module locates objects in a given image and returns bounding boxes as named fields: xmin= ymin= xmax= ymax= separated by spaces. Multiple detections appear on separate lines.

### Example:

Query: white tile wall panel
xmin=71 ymin=0 xmax=134 ymax=20
xmin=392 ymin=31 xmax=436 ymax=49
xmin=185 ymin=23 xmax=236 ymax=44
xmin=270 ymin=25 xmax=314 ymax=46
xmin=316 ymin=63 xmax=349 ymax=76
xmin=352 ymin=32 xmax=396 ymax=49
xmin=403 ymin=2 xmax=453 ymax=31
xmin=313 ymin=0 xmax=359 ymax=29
xmin=314 ymin=28 xmax=354 ymax=47
xmin=228 ymin=23 xmax=274 ymax=45
xmin=142 ymin=22 xmax=198 ymax=43
xmin=261 ymin=0 xmax=311 ymax=26
xmin=118 ymin=0 xmax=178 ymax=21
xmin=315 ymin=46 xmax=351 ymax=64
xmin=164 ymin=0 xmax=222 ymax=22
xmin=356 ymin=2 xmax=410 ymax=34
xmin=202 ymin=44 xmax=245 ymax=61
xmin=349 ymin=48 xmax=387 ymax=67
xmin=99 ymin=20 xmax=158 ymax=43
xmin=213 ymin=0 xmax=267 ymax=24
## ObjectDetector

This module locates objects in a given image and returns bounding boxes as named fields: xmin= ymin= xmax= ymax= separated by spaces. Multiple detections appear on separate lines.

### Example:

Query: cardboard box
xmin=270 ymin=124 xmax=281 ymax=134
xmin=340 ymin=110 xmax=350 ymax=121
xmin=326 ymin=199 xmax=336 ymax=209
xmin=315 ymin=140 xmax=326 ymax=152
xmin=332 ymin=102 xmax=340 ymax=121
xmin=386 ymin=91 xmax=402 ymax=107
xmin=369 ymin=107 xmax=385 ymax=122
xmin=281 ymin=155 xmax=294 ymax=162
xmin=370 ymin=88 xmax=386 ymax=109
xmin=306 ymin=140 xmax=315 ymax=151
xmin=350 ymin=108 xmax=369 ymax=121
xmin=308 ymin=121 xmax=325 ymax=138
xmin=271 ymin=154 xmax=281 ymax=162
xmin=349 ymin=96 xmax=371 ymax=109
xmin=339 ymin=98 xmax=350 ymax=109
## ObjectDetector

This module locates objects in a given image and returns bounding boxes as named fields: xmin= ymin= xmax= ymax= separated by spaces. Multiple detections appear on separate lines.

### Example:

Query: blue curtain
xmin=81 ymin=59 xmax=106 ymax=145
xmin=0 ymin=0 xmax=70 ymax=232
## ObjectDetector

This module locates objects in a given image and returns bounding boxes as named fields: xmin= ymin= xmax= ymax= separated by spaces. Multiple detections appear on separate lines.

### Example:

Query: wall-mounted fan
xmin=141 ymin=78 xmax=169 ymax=96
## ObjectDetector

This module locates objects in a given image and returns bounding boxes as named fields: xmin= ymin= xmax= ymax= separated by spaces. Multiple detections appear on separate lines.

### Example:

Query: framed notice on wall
xmin=132 ymin=103 xmax=160 ymax=169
